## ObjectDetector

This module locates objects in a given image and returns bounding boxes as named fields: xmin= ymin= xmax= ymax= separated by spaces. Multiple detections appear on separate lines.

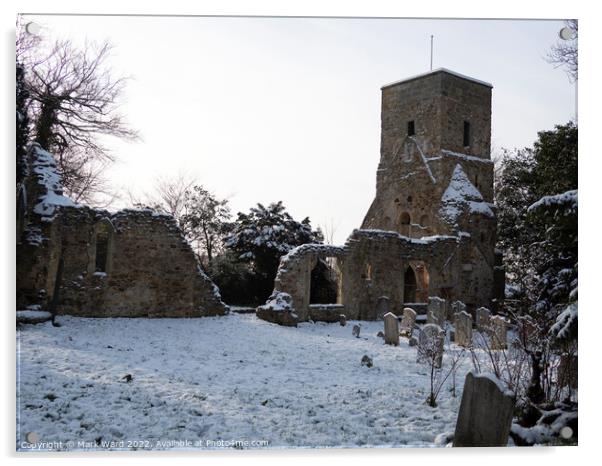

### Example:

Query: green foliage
xmin=225 ymin=201 xmax=323 ymax=303
xmin=208 ymin=251 xmax=261 ymax=306
xmin=496 ymin=122 xmax=577 ymax=295
xmin=181 ymin=186 xmax=231 ymax=267
xmin=496 ymin=122 xmax=577 ymax=340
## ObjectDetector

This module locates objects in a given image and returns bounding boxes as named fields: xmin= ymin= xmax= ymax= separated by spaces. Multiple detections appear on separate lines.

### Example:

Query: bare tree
xmin=547 ymin=19 xmax=578 ymax=82
xmin=26 ymin=38 xmax=138 ymax=203
xmin=181 ymin=186 xmax=231 ymax=268
xmin=154 ymin=174 xmax=196 ymax=220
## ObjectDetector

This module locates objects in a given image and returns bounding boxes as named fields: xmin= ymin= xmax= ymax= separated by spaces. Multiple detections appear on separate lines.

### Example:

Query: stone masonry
xmin=17 ymin=144 xmax=228 ymax=318
xmin=258 ymin=69 xmax=505 ymax=326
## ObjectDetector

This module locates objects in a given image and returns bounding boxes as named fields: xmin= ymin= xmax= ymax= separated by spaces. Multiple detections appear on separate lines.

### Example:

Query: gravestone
xmin=352 ymin=324 xmax=361 ymax=338
xmin=476 ymin=307 xmax=491 ymax=332
xmin=451 ymin=301 xmax=467 ymax=320
xmin=400 ymin=307 xmax=417 ymax=337
xmin=376 ymin=296 xmax=391 ymax=320
xmin=489 ymin=315 xmax=508 ymax=350
xmin=454 ymin=310 xmax=473 ymax=347
xmin=453 ymin=372 xmax=515 ymax=447
xmin=427 ymin=297 xmax=446 ymax=327
xmin=383 ymin=312 xmax=400 ymax=346
xmin=417 ymin=323 xmax=445 ymax=368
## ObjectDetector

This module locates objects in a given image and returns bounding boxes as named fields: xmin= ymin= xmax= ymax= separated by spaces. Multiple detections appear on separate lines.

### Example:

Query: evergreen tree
xmin=225 ymin=202 xmax=323 ymax=302
xmin=496 ymin=122 xmax=578 ymax=308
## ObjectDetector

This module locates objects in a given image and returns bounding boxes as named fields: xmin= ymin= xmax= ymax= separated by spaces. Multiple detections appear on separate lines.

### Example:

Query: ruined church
xmin=259 ymin=68 xmax=505 ymax=325
xmin=16 ymin=145 xmax=228 ymax=319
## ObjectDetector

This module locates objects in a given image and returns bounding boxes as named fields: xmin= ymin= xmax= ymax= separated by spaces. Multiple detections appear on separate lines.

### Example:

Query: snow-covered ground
xmin=17 ymin=313 xmax=474 ymax=451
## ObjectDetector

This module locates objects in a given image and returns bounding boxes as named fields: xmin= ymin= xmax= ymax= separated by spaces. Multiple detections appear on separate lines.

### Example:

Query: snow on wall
xmin=439 ymin=164 xmax=494 ymax=224
xmin=29 ymin=144 xmax=78 ymax=220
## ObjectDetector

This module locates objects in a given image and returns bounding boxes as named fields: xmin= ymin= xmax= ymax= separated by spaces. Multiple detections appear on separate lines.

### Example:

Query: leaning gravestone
xmin=476 ymin=307 xmax=491 ymax=332
xmin=427 ymin=297 xmax=446 ymax=327
xmin=417 ymin=323 xmax=445 ymax=368
xmin=400 ymin=307 xmax=417 ymax=337
xmin=489 ymin=315 xmax=508 ymax=350
xmin=376 ymin=296 xmax=391 ymax=320
xmin=453 ymin=372 xmax=515 ymax=447
xmin=454 ymin=310 xmax=473 ymax=347
xmin=383 ymin=312 xmax=400 ymax=346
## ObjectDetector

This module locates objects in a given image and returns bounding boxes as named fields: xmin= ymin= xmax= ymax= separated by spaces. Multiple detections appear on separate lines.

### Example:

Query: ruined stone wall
xmin=266 ymin=229 xmax=495 ymax=323
xmin=273 ymin=243 xmax=345 ymax=321
xmin=17 ymin=144 xmax=228 ymax=318
xmin=55 ymin=208 xmax=228 ymax=317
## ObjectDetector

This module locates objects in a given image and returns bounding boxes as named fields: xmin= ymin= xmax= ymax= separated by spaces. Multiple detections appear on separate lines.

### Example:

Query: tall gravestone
xmin=400 ymin=307 xmax=417 ymax=337
xmin=454 ymin=310 xmax=473 ymax=347
xmin=383 ymin=312 xmax=400 ymax=346
xmin=476 ymin=307 xmax=491 ymax=332
xmin=489 ymin=315 xmax=508 ymax=350
xmin=376 ymin=296 xmax=391 ymax=320
xmin=453 ymin=372 xmax=515 ymax=447
xmin=417 ymin=323 xmax=445 ymax=368
xmin=427 ymin=297 xmax=446 ymax=327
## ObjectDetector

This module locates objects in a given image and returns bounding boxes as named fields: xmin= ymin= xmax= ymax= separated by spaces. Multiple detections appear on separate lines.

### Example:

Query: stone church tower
xmin=259 ymin=68 xmax=505 ymax=326
xmin=362 ymin=68 xmax=503 ymax=309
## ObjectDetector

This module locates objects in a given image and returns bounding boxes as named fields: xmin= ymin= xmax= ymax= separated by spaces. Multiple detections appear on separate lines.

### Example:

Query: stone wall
xmin=259 ymin=69 xmax=504 ymax=325
xmin=265 ymin=229 xmax=492 ymax=323
xmin=17 ymin=144 xmax=228 ymax=318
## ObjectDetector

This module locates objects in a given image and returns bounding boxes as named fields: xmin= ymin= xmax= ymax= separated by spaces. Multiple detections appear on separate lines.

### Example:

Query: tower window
xmin=407 ymin=120 xmax=415 ymax=137
xmin=463 ymin=121 xmax=471 ymax=147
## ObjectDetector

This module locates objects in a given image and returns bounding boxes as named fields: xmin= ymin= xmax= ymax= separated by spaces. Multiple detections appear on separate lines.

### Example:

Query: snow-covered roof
xmin=381 ymin=68 xmax=493 ymax=90
xmin=439 ymin=164 xmax=495 ymax=224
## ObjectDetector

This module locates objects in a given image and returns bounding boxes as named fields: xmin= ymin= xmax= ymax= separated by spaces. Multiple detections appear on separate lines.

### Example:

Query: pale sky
xmin=24 ymin=15 xmax=575 ymax=244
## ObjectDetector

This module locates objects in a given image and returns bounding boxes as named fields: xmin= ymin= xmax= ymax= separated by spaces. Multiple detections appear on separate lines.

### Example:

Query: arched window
xmin=93 ymin=218 xmax=115 ymax=275
xmin=399 ymin=212 xmax=411 ymax=236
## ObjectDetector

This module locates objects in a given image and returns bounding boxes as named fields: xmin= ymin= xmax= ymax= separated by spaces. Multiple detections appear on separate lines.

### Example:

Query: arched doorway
xmin=404 ymin=266 xmax=417 ymax=303
xmin=404 ymin=261 xmax=430 ymax=304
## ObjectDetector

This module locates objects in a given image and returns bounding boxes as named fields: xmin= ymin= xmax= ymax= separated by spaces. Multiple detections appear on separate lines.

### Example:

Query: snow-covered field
xmin=17 ymin=313 xmax=473 ymax=451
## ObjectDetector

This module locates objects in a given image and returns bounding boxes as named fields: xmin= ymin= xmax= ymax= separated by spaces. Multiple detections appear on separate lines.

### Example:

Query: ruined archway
xmin=404 ymin=261 xmax=430 ymax=304
xmin=309 ymin=257 xmax=340 ymax=304
xmin=403 ymin=266 xmax=417 ymax=303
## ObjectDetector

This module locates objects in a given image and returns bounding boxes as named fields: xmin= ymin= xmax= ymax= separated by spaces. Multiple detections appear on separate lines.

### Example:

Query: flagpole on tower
xmin=430 ymin=35 xmax=434 ymax=71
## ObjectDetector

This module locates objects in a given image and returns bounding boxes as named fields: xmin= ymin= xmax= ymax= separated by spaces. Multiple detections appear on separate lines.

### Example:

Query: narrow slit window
xmin=407 ymin=120 xmax=415 ymax=137
xmin=463 ymin=121 xmax=471 ymax=147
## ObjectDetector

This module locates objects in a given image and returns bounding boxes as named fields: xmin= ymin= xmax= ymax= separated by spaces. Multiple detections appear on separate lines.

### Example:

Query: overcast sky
xmin=24 ymin=15 xmax=575 ymax=243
